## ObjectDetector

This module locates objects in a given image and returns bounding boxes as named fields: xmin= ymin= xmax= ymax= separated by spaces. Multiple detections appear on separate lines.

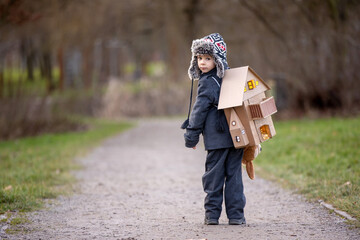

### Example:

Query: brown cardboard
xmin=219 ymin=66 xmax=277 ymax=148
xmin=247 ymin=91 xmax=266 ymax=104
xmin=218 ymin=67 xmax=247 ymax=109
xmin=243 ymin=68 xmax=271 ymax=101
xmin=237 ymin=100 xmax=260 ymax=146
xmin=218 ymin=66 xmax=271 ymax=110
xmin=254 ymin=116 xmax=276 ymax=143
xmin=249 ymin=96 xmax=277 ymax=119
xmin=225 ymin=108 xmax=249 ymax=148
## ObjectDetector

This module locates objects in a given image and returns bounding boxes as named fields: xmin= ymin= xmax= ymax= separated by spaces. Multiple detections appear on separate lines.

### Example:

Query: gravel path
xmin=2 ymin=119 xmax=359 ymax=240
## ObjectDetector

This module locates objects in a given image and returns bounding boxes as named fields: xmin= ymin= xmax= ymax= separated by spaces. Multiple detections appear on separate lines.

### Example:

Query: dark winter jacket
xmin=184 ymin=68 xmax=234 ymax=150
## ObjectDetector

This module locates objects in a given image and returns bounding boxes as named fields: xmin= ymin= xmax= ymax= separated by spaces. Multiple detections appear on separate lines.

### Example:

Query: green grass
xmin=0 ymin=119 xmax=134 ymax=214
xmin=257 ymin=117 xmax=360 ymax=221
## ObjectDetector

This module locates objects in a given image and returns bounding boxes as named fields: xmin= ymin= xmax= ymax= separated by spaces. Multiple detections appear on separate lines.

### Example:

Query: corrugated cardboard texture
xmin=249 ymin=96 xmax=277 ymax=119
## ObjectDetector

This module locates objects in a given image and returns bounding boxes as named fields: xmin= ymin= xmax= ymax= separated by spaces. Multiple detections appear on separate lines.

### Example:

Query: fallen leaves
xmin=3 ymin=185 xmax=12 ymax=191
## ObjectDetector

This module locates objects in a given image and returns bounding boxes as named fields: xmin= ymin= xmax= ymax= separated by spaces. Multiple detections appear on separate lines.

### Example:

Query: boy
xmin=182 ymin=33 xmax=246 ymax=225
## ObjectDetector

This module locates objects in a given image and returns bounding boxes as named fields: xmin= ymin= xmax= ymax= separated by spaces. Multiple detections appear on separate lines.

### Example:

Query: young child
xmin=182 ymin=33 xmax=246 ymax=225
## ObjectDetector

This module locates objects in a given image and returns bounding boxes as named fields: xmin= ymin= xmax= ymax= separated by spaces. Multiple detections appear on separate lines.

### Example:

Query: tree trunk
xmin=57 ymin=47 xmax=64 ymax=91
xmin=0 ymin=69 xmax=3 ymax=99
xmin=26 ymin=54 xmax=35 ymax=82
xmin=42 ymin=52 xmax=55 ymax=93
xmin=20 ymin=37 xmax=35 ymax=82
xmin=83 ymin=46 xmax=91 ymax=89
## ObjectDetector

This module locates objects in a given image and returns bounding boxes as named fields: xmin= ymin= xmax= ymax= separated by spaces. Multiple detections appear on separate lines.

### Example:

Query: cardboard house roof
xmin=218 ymin=66 xmax=271 ymax=110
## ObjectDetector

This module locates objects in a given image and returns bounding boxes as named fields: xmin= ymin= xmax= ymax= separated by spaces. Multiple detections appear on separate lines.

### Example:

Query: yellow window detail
xmin=260 ymin=125 xmax=271 ymax=140
xmin=255 ymin=80 xmax=259 ymax=86
xmin=247 ymin=79 xmax=255 ymax=90
xmin=244 ymin=87 xmax=247 ymax=92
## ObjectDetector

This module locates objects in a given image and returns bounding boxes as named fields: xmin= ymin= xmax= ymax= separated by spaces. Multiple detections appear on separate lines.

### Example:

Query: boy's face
xmin=197 ymin=54 xmax=215 ymax=74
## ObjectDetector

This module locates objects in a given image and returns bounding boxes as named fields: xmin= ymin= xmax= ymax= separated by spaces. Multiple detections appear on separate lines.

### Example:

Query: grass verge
xmin=256 ymin=117 xmax=360 ymax=222
xmin=0 ymin=118 xmax=134 ymax=214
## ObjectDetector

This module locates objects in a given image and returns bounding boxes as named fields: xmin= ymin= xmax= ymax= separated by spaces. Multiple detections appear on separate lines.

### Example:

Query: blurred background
xmin=1 ymin=0 xmax=360 ymax=140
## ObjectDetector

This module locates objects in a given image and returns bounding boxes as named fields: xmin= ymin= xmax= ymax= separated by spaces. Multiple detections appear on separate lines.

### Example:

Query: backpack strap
xmin=211 ymin=76 xmax=220 ymax=88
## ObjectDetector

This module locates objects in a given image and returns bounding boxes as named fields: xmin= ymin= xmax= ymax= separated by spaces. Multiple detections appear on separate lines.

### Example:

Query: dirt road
xmin=2 ymin=119 xmax=359 ymax=239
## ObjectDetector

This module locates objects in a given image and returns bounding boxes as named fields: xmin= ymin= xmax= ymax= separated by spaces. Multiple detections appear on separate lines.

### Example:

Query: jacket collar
xmin=200 ymin=67 xmax=217 ymax=78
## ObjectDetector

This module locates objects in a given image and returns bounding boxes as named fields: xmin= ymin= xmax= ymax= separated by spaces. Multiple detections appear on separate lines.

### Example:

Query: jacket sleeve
xmin=184 ymin=78 xmax=215 ymax=148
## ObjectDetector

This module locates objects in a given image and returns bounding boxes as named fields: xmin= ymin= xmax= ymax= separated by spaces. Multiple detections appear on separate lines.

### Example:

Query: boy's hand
xmin=192 ymin=146 xmax=197 ymax=150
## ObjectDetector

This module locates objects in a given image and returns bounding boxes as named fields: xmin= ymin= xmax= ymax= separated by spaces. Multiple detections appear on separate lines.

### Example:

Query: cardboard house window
xmin=260 ymin=125 xmax=271 ymax=140
xmin=247 ymin=80 xmax=255 ymax=90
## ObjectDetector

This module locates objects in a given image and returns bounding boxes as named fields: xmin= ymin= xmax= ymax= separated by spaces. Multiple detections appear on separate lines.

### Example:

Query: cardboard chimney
xmin=218 ymin=66 xmax=277 ymax=148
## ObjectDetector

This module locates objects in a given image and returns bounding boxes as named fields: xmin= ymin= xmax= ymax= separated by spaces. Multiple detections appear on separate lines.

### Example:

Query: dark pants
xmin=202 ymin=147 xmax=246 ymax=220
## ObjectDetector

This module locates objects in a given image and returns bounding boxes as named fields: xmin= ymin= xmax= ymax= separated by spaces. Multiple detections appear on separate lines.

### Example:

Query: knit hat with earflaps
xmin=188 ymin=33 xmax=229 ymax=80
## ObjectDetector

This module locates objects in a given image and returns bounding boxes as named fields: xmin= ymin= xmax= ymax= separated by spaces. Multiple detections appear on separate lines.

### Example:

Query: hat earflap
xmin=214 ymin=57 xmax=225 ymax=78
xmin=188 ymin=56 xmax=201 ymax=80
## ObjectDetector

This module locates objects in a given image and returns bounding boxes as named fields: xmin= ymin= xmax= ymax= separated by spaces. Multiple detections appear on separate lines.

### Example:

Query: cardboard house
xmin=218 ymin=66 xmax=277 ymax=148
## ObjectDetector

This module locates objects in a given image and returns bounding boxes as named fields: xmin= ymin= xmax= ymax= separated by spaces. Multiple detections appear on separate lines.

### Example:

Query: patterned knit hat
xmin=188 ymin=33 xmax=229 ymax=80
